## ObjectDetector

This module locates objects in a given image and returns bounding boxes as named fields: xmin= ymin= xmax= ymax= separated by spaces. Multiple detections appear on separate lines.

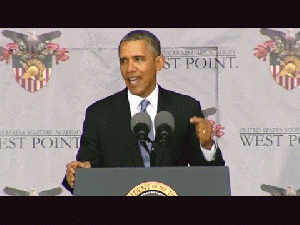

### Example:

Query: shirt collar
xmin=128 ymin=84 xmax=159 ymax=115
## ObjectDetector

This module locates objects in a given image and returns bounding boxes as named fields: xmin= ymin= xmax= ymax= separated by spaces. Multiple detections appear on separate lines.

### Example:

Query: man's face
xmin=119 ymin=40 xmax=165 ymax=98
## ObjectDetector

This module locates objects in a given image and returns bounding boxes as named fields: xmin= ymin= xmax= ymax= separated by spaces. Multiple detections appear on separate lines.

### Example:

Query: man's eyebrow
xmin=120 ymin=55 xmax=145 ymax=59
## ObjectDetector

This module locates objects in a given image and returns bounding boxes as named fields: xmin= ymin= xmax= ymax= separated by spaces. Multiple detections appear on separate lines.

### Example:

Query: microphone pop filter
xmin=131 ymin=112 xmax=152 ymax=133
xmin=154 ymin=111 xmax=175 ymax=132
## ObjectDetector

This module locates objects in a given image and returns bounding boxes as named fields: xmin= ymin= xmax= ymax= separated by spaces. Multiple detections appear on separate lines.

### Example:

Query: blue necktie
xmin=140 ymin=99 xmax=150 ymax=113
xmin=139 ymin=99 xmax=154 ymax=167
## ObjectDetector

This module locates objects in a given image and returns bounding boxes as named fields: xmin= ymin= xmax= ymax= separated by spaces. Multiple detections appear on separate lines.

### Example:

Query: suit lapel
xmin=114 ymin=88 xmax=144 ymax=167
xmin=114 ymin=86 xmax=174 ymax=167
xmin=157 ymin=85 xmax=172 ymax=113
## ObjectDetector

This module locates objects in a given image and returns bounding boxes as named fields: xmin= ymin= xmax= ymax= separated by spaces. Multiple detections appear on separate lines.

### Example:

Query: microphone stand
xmin=142 ymin=138 xmax=157 ymax=167
xmin=141 ymin=136 xmax=170 ymax=167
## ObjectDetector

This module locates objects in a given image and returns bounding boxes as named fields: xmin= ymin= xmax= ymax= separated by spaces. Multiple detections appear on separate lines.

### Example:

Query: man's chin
xmin=127 ymin=84 xmax=155 ymax=98
xmin=128 ymin=87 xmax=143 ymax=97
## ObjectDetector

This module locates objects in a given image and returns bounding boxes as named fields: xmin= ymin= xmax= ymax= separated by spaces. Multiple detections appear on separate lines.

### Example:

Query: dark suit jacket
xmin=62 ymin=85 xmax=225 ymax=193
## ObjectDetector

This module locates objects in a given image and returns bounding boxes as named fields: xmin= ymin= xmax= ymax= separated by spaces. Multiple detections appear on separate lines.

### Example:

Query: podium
xmin=73 ymin=166 xmax=231 ymax=196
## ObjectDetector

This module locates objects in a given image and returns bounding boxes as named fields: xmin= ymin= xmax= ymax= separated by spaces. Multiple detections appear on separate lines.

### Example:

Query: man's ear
xmin=155 ymin=55 xmax=165 ymax=71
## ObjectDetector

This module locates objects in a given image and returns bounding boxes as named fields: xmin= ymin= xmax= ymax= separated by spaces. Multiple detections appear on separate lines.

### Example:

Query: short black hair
xmin=118 ymin=30 xmax=161 ymax=57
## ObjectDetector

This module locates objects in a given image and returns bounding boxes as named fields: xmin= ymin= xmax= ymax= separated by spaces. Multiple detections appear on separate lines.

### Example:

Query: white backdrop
xmin=1 ymin=28 xmax=299 ymax=196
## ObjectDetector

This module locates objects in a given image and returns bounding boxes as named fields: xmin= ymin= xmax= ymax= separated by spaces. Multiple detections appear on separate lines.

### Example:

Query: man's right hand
xmin=66 ymin=161 xmax=91 ymax=188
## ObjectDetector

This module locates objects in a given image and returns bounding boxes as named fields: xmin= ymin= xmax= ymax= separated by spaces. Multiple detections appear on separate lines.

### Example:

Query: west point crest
xmin=254 ymin=28 xmax=300 ymax=90
xmin=0 ymin=30 xmax=69 ymax=93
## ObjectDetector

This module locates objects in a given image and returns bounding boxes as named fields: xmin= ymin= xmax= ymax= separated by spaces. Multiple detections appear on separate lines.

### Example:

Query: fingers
xmin=66 ymin=174 xmax=75 ymax=188
xmin=66 ymin=161 xmax=77 ymax=188
xmin=191 ymin=117 xmax=225 ymax=138
xmin=196 ymin=124 xmax=212 ymax=139
xmin=67 ymin=161 xmax=91 ymax=170
xmin=82 ymin=161 xmax=92 ymax=168
xmin=190 ymin=116 xmax=205 ymax=124
xmin=66 ymin=161 xmax=91 ymax=188
xmin=190 ymin=117 xmax=215 ymax=146
xmin=66 ymin=170 xmax=75 ymax=188
xmin=190 ymin=117 xmax=211 ymax=132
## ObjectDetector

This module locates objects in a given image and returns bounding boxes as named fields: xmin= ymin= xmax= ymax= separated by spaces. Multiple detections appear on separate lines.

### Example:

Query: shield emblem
xmin=270 ymin=52 xmax=300 ymax=90
xmin=13 ymin=55 xmax=53 ymax=93
xmin=254 ymin=28 xmax=300 ymax=91
xmin=0 ymin=30 xmax=69 ymax=93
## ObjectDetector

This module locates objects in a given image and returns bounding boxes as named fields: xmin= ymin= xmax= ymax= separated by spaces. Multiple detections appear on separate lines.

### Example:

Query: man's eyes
xmin=120 ymin=57 xmax=145 ymax=64
xmin=135 ymin=57 xmax=145 ymax=61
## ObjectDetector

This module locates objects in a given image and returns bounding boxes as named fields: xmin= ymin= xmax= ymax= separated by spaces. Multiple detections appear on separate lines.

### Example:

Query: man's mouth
xmin=128 ymin=77 xmax=141 ymax=86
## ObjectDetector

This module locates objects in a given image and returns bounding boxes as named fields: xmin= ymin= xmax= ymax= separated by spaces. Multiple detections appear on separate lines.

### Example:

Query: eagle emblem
xmin=254 ymin=28 xmax=300 ymax=90
xmin=261 ymin=184 xmax=300 ymax=196
xmin=0 ymin=30 xmax=69 ymax=93
xmin=3 ymin=186 xmax=63 ymax=196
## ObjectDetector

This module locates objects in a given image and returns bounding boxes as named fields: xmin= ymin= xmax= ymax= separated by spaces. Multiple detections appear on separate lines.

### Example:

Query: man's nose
xmin=127 ymin=60 xmax=136 ymax=72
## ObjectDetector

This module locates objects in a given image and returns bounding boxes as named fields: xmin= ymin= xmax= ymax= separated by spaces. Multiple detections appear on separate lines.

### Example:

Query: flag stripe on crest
xmin=21 ymin=69 xmax=25 ymax=88
xmin=28 ymin=77 xmax=31 ymax=92
xmin=273 ymin=65 xmax=277 ymax=80
xmin=33 ymin=80 xmax=36 ymax=93
xmin=286 ymin=75 xmax=289 ymax=90
xmin=271 ymin=65 xmax=300 ymax=90
xmin=13 ymin=67 xmax=51 ymax=92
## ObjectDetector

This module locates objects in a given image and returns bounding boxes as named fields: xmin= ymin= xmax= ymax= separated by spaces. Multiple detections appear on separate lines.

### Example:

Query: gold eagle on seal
xmin=127 ymin=181 xmax=178 ymax=196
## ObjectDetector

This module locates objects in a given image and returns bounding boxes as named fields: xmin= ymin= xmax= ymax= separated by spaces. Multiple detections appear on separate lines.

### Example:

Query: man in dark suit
xmin=63 ymin=30 xmax=225 ymax=193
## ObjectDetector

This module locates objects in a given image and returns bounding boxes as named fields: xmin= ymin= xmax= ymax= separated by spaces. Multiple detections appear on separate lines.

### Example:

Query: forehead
xmin=119 ymin=40 xmax=153 ymax=57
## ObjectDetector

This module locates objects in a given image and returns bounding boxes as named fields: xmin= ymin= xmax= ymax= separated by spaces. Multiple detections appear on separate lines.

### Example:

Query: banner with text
xmin=0 ymin=28 xmax=298 ymax=196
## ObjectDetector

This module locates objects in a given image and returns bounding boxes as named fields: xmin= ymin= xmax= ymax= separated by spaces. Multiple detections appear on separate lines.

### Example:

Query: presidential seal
xmin=126 ymin=181 xmax=178 ymax=196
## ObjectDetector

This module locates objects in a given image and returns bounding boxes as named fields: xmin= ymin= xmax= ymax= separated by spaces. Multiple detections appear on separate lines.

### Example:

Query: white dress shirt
xmin=127 ymin=84 xmax=217 ymax=161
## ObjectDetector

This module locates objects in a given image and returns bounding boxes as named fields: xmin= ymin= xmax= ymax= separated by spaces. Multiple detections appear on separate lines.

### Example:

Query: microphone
xmin=154 ymin=111 xmax=175 ymax=146
xmin=131 ymin=112 xmax=152 ymax=142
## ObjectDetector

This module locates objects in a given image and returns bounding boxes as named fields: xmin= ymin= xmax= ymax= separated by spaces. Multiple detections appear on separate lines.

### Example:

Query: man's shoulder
xmin=87 ymin=88 xmax=127 ymax=112
xmin=160 ymin=86 xmax=199 ymax=104
xmin=160 ymin=86 xmax=203 ymax=118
